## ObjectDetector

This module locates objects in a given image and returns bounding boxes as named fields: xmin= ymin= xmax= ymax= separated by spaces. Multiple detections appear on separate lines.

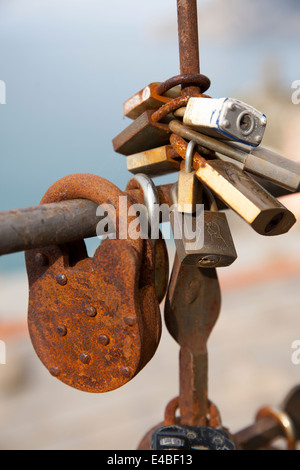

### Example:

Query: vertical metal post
xmin=175 ymin=0 xmax=220 ymax=427
xmin=177 ymin=0 xmax=201 ymax=96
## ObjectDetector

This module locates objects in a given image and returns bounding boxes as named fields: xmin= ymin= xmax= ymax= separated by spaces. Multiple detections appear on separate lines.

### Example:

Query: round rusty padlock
xmin=25 ymin=173 xmax=162 ymax=393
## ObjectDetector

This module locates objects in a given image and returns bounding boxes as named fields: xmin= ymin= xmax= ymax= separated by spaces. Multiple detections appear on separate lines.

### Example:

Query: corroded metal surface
xmin=0 ymin=183 xmax=175 ymax=256
xmin=234 ymin=385 xmax=300 ymax=450
xmin=123 ymin=82 xmax=182 ymax=120
xmin=137 ymin=396 xmax=223 ymax=450
xmin=25 ymin=173 xmax=162 ymax=393
xmin=177 ymin=0 xmax=201 ymax=96
xmin=0 ymin=199 xmax=99 ymax=256
xmin=155 ymin=74 xmax=210 ymax=97
xmin=112 ymin=110 xmax=171 ymax=156
xmin=165 ymin=254 xmax=221 ymax=426
xmin=151 ymin=96 xmax=191 ymax=123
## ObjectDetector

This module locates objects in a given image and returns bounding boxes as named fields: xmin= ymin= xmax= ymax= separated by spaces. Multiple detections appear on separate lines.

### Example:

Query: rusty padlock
xmin=112 ymin=110 xmax=172 ymax=156
xmin=25 ymin=173 xmax=162 ymax=393
xmin=123 ymin=82 xmax=182 ymax=120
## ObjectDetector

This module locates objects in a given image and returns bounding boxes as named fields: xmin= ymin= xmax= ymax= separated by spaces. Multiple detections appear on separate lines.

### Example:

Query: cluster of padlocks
xmin=23 ymin=71 xmax=300 ymax=449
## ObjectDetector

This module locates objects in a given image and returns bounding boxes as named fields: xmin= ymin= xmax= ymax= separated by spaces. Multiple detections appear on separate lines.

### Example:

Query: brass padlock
xmin=112 ymin=110 xmax=172 ymax=156
xmin=170 ymin=184 xmax=237 ymax=267
xmin=25 ymin=173 xmax=162 ymax=393
xmin=126 ymin=145 xmax=182 ymax=177
xmin=200 ymin=159 xmax=297 ymax=236
xmin=123 ymin=82 xmax=181 ymax=120
xmin=177 ymin=140 xmax=202 ymax=214
xmin=169 ymin=131 xmax=296 ymax=236
xmin=169 ymin=119 xmax=300 ymax=192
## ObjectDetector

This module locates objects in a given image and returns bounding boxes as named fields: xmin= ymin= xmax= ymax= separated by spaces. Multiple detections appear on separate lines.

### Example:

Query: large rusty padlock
xmin=25 ymin=173 xmax=162 ymax=393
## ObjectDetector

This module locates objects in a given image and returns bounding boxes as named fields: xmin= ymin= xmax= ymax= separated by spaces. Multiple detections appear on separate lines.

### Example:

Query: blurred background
xmin=0 ymin=0 xmax=300 ymax=450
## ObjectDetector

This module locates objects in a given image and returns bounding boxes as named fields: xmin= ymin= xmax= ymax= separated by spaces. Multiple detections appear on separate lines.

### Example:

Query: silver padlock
xmin=182 ymin=97 xmax=267 ymax=147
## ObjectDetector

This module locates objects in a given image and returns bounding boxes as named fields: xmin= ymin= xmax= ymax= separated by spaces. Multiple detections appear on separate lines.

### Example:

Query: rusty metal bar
xmin=0 ymin=184 xmax=175 ymax=256
xmin=177 ymin=0 xmax=200 ymax=75
xmin=177 ymin=0 xmax=201 ymax=96
xmin=233 ymin=418 xmax=283 ymax=450
xmin=0 ymin=199 xmax=100 ymax=256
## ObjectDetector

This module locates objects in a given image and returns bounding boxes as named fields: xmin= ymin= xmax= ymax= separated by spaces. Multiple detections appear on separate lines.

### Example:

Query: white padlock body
xmin=183 ymin=97 xmax=267 ymax=147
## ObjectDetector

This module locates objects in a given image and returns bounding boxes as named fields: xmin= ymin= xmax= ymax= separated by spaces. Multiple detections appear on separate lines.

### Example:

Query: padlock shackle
xmin=185 ymin=140 xmax=196 ymax=173
xmin=126 ymin=174 xmax=160 ymax=242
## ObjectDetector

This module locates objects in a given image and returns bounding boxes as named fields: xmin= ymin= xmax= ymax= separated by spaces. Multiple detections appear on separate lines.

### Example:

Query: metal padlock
xmin=151 ymin=425 xmax=235 ymax=450
xmin=169 ymin=130 xmax=297 ymax=236
xmin=170 ymin=184 xmax=237 ymax=267
xmin=169 ymin=119 xmax=300 ymax=192
xmin=112 ymin=110 xmax=173 ymax=156
xmin=126 ymin=145 xmax=181 ymax=177
xmin=25 ymin=173 xmax=162 ymax=393
xmin=183 ymin=97 xmax=267 ymax=146
xmin=123 ymin=82 xmax=181 ymax=120
xmin=159 ymin=397 xmax=233 ymax=449
xmin=177 ymin=140 xmax=202 ymax=213
xmin=200 ymin=159 xmax=297 ymax=236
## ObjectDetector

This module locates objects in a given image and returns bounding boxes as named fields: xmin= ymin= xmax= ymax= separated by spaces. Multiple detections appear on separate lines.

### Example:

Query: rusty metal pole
xmin=0 ymin=200 xmax=100 ymax=256
xmin=0 ymin=184 xmax=175 ymax=256
xmin=176 ymin=0 xmax=220 ymax=427
xmin=177 ymin=0 xmax=201 ymax=96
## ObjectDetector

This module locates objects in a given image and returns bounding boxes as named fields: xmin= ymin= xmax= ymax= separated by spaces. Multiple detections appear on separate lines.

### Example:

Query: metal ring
xmin=256 ymin=406 xmax=296 ymax=450
xmin=164 ymin=396 xmax=180 ymax=425
xmin=185 ymin=140 xmax=196 ymax=173
xmin=156 ymin=74 xmax=211 ymax=96
xmin=128 ymin=174 xmax=160 ymax=244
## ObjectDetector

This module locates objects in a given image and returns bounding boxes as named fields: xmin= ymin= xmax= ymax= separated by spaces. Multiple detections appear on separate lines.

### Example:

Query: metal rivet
xmin=79 ymin=352 xmax=91 ymax=365
xmin=56 ymin=325 xmax=67 ymax=337
xmin=49 ymin=366 xmax=60 ymax=377
xmin=124 ymin=315 xmax=136 ymax=326
xmin=35 ymin=252 xmax=48 ymax=267
xmin=56 ymin=273 xmax=67 ymax=286
xmin=120 ymin=366 xmax=130 ymax=377
xmin=98 ymin=335 xmax=110 ymax=346
xmin=85 ymin=306 xmax=97 ymax=317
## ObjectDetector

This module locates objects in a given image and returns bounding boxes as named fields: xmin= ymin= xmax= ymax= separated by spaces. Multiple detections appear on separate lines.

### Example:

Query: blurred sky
xmin=0 ymin=0 xmax=300 ymax=271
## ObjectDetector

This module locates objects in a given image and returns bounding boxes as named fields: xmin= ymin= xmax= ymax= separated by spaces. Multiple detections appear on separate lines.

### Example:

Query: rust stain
xmin=155 ymin=74 xmax=210 ymax=97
